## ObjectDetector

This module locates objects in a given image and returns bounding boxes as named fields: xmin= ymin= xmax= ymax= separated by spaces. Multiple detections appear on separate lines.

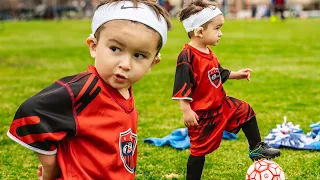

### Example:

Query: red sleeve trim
xmin=7 ymin=131 xmax=57 ymax=155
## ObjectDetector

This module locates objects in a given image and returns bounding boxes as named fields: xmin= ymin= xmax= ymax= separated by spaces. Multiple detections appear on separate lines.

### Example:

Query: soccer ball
xmin=246 ymin=160 xmax=285 ymax=180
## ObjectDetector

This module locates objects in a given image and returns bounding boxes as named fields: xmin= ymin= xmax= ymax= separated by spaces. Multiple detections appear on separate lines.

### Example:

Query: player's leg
xmin=186 ymin=155 xmax=205 ymax=180
xmin=242 ymin=116 xmax=280 ymax=161
xmin=274 ymin=5 xmax=280 ymax=17
xmin=222 ymin=96 xmax=280 ymax=161
xmin=242 ymin=116 xmax=261 ymax=150
xmin=187 ymin=109 xmax=227 ymax=179
xmin=280 ymin=5 xmax=285 ymax=20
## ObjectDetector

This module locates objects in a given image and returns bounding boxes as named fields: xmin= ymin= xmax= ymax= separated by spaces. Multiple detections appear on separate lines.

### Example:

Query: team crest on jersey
xmin=208 ymin=67 xmax=221 ymax=88
xmin=119 ymin=128 xmax=137 ymax=173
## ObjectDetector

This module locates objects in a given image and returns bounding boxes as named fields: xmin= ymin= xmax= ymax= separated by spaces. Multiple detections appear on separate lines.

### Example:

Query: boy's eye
xmin=134 ymin=53 xmax=146 ymax=59
xmin=110 ymin=46 xmax=121 ymax=52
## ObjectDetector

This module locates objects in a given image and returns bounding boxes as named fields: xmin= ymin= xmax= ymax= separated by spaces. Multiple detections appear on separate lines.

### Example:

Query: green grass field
xmin=0 ymin=18 xmax=319 ymax=179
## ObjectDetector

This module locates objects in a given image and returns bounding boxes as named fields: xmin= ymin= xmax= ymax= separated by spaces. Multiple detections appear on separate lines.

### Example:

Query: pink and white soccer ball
xmin=246 ymin=160 xmax=285 ymax=180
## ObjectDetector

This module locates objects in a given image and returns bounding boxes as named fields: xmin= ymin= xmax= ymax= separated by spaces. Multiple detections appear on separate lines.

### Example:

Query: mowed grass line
xmin=0 ymin=19 xmax=319 ymax=179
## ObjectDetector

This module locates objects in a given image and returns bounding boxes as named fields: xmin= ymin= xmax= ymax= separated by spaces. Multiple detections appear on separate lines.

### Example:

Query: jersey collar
xmin=184 ymin=44 xmax=215 ymax=60
xmin=88 ymin=65 xmax=135 ymax=113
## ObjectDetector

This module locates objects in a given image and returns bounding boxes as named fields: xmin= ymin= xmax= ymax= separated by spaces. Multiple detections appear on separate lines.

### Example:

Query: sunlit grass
xmin=0 ymin=18 xmax=319 ymax=179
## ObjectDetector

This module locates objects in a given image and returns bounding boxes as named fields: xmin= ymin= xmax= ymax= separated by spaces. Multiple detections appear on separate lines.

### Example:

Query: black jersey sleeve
xmin=172 ymin=49 xmax=196 ymax=101
xmin=219 ymin=65 xmax=231 ymax=83
xmin=7 ymin=80 xmax=77 ymax=155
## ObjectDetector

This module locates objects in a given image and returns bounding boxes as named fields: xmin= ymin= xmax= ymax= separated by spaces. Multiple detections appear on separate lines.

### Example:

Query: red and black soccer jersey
xmin=172 ymin=45 xmax=256 ymax=156
xmin=7 ymin=65 xmax=138 ymax=180
xmin=172 ymin=44 xmax=231 ymax=111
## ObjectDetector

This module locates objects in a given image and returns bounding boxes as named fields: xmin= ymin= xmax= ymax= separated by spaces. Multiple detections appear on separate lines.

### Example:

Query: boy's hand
xmin=37 ymin=164 xmax=60 ymax=180
xmin=235 ymin=68 xmax=252 ymax=81
xmin=37 ymin=165 xmax=43 ymax=180
xmin=183 ymin=109 xmax=199 ymax=127
xmin=35 ymin=153 xmax=60 ymax=180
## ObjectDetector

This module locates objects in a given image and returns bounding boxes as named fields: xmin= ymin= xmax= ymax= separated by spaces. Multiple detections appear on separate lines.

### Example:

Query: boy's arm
xmin=228 ymin=68 xmax=252 ymax=81
xmin=7 ymin=80 xmax=78 ymax=179
xmin=7 ymin=81 xmax=77 ymax=154
xmin=36 ymin=153 xmax=60 ymax=180
xmin=172 ymin=50 xmax=197 ymax=126
xmin=179 ymin=99 xmax=199 ymax=127
xmin=179 ymin=99 xmax=192 ymax=113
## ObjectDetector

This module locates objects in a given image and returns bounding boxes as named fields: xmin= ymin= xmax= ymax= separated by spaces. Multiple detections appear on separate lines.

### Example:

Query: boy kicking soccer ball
xmin=172 ymin=1 xmax=280 ymax=179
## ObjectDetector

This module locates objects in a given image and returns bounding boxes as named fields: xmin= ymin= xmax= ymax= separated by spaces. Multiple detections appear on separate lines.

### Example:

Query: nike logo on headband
xmin=209 ymin=6 xmax=217 ymax=10
xmin=121 ymin=5 xmax=142 ymax=9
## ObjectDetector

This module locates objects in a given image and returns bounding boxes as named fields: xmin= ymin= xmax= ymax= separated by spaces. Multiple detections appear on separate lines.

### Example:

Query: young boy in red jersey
xmin=7 ymin=0 xmax=171 ymax=179
xmin=172 ymin=1 xmax=280 ymax=179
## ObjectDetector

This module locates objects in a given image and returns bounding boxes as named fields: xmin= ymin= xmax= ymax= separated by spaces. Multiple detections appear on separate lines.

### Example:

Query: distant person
xmin=173 ymin=0 xmax=280 ymax=179
xmin=264 ymin=4 xmax=272 ymax=18
xmin=256 ymin=4 xmax=269 ymax=19
xmin=222 ymin=0 xmax=228 ymax=16
xmin=7 ymin=0 xmax=171 ymax=179
xmin=292 ymin=3 xmax=302 ymax=18
xmin=272 ymin=0 xmax=286 ymax=20
xmin=251 ymin=4 xmax=257 ymax=18
xmin=83 ymin=0 xmax=94 ymax=18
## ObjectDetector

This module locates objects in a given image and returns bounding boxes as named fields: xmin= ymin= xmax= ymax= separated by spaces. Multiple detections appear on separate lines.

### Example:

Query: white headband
xmin=182 ymin=6 xmax=222 ymax=32
xmin=90 ymin=1 xmax=168 ymax=48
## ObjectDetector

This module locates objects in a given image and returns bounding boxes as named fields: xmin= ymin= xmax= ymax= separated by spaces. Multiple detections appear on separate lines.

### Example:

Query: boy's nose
xmin=119 ymin=56 xmax=131 ymax=71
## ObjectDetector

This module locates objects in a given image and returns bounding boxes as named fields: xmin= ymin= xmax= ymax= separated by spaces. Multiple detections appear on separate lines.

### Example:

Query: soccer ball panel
xmin=269 ymin=166 xmax=277 ymax=174
xmin=257 ymin=165 xmax=268 ymax=171
xmin=280 ymin=171 xmax=285 ymax=179
xmin=247 ymin=163 xmax=255 ymax=174
xmin=249 ymin=171 xmax=260 ymax=180
xmin=261 ymin=170 xmax=273 ymax=180
xmin=246 ymin=160 xmax=285 ymax=180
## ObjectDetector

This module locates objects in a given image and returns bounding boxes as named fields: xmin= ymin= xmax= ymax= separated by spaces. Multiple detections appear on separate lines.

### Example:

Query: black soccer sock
xmin=187 ymin=155 xmax=205 ymax=180
xmin=242 ymin=116 xmax=262 ymax=150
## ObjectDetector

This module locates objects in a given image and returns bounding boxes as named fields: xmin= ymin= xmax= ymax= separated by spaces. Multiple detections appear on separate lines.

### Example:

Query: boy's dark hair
xmin=179 ymin=0 xmax=218 ymax=38
xmin=94 ymin=0 xmax=172 ymax=51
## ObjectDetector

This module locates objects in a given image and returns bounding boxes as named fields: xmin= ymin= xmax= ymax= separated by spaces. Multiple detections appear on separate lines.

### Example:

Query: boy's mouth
xmin=114 ymin=73 xmax=127 ymax=83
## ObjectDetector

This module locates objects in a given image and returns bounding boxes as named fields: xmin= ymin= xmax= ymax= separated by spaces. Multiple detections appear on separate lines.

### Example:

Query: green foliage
xmin=0 ymin=19 xmax=319 ymax=179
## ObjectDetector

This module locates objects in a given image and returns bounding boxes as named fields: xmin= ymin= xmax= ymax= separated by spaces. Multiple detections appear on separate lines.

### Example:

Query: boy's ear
xmin=147 ymin=56 xmax=161 ymax=73
xmin=194 ymin=27 xmax=204 ymax=38
xmin=86 ymin=37 xmax=97 ymax=58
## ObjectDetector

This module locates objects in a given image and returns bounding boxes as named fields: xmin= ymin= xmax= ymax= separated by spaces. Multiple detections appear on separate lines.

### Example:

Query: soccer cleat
xmin=249 ymin=142 xmax=280 ymax=161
